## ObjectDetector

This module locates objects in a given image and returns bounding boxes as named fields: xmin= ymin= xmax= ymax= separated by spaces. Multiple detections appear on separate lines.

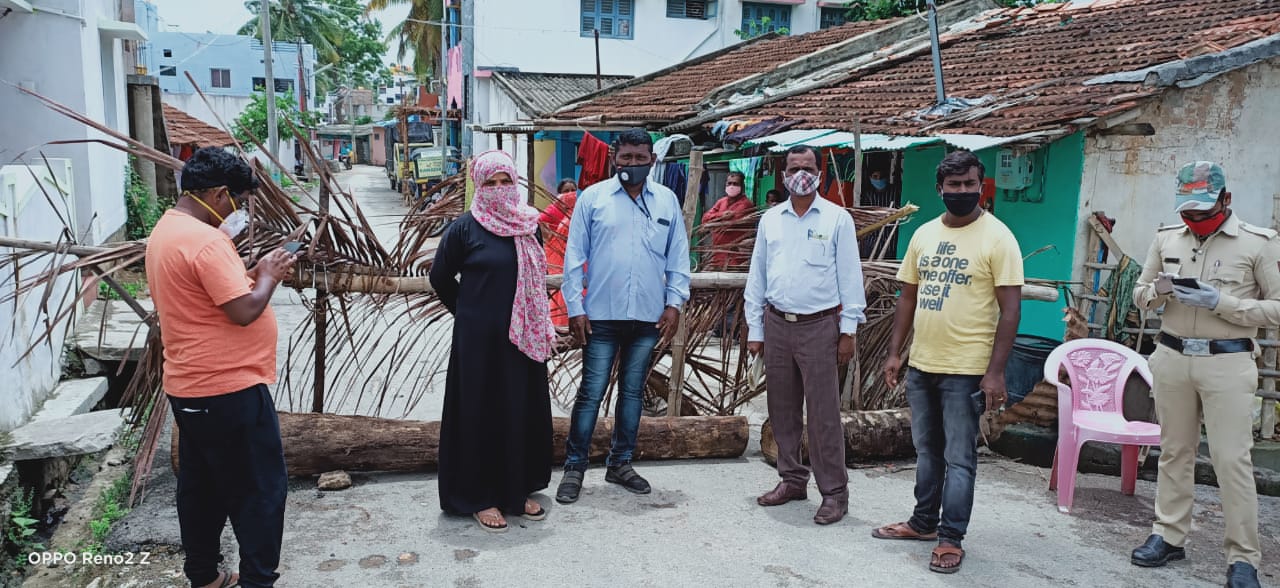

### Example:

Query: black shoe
xmin=1130 ymin=534 xmax=1186 ymax=568
xmin=1226 ymin=562 xmax=1261 ymax=588
xmin=556 ymin=470 xmax=584 ymax=504
xmin=605 ymin=463 xmax=651 ymax=494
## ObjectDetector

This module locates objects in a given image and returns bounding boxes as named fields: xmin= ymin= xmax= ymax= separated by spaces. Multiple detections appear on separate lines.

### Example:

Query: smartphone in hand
xmin=1171 ymin=277 xmax=1200 ymax=289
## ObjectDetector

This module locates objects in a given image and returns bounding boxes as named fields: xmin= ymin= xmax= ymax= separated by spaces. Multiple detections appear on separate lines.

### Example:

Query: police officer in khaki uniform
xmin=1130 ymin=161 xmax=1280 ymax=588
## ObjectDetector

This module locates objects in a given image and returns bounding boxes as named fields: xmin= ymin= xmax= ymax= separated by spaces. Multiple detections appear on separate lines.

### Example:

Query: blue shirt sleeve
xmin=562 ymin=192 xmax=591 ymax=318
xmin=745 ymin=214 xmax=769 ymax=342
xmin=664 ymin=193 xmax=692 ymax=308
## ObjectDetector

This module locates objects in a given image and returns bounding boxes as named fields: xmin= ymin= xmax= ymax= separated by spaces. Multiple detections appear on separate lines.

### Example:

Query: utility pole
xmin=926 ymin=0 xmax=947 ymax=106
xmin=439 ymin=0 xmax=449 ymax=182
xmin=261 ymin=0 xmax=279 ymax=166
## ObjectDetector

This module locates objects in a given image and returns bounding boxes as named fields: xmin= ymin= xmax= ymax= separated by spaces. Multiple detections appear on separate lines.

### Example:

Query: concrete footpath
xmin=87 ymin=435 xmax=1280 ymax=588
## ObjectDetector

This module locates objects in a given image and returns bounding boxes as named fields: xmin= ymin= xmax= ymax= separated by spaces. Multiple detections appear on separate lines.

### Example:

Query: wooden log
xmin=760 ymin=408 xmax=916 ymax=467
xmin=176 ymin=413 xmax=749 ymax=477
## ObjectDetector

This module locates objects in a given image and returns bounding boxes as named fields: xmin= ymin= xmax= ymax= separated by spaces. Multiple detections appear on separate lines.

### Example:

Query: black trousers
xmin=169 ymin=384 xmax=286 ymax=588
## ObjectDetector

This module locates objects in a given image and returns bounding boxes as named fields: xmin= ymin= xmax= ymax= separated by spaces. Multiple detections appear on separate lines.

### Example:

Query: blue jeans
xmin=564 ymin=320 xmax=660 ymax=470
xmin=905 ymin=367 xmax=984 ymax=545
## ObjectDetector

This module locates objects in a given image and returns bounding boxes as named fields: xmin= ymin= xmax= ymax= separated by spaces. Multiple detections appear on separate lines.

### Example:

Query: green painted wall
xmin=895 ymin=133 xmax=1085 ymax=341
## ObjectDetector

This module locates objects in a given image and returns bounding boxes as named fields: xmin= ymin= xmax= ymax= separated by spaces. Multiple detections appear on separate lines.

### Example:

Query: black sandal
xmin=556 ymin=470 xmax=584 ymax=504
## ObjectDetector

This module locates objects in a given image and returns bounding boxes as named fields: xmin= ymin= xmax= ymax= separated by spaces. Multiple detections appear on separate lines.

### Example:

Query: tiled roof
xmin=489 ymin=71 xmax=632 ymax=118
xmin=551 ymin=19 xmax=896 ymax=123
xmin=161 ymin=103 xmax=235 ymax=148
xmin=745 ymin=0 xmax=1280 ymax=136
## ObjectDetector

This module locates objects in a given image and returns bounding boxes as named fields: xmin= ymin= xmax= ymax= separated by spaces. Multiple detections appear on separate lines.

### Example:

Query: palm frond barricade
xmin=2 ymin=85 xmax=954 ymax=503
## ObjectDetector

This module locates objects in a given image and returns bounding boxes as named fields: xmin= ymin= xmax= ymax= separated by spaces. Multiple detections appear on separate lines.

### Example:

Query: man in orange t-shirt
xmin=146 ymin=147 xmax=296 ymax=588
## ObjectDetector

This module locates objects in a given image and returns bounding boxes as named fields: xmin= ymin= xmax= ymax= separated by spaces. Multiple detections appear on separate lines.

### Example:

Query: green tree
xmin=239 ymin=0 xmax=345 ymax=63
xmin=232 ymin=90 xmax=321 ymax=148
xmin=367 ymin=0 xmax=443 ymax=78
xmin=240 ymin=0 xmax=391 ymax=99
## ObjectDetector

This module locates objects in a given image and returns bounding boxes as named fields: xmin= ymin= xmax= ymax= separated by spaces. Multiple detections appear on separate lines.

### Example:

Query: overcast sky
xmin=147 ymin=0 xmax=412 ymax=64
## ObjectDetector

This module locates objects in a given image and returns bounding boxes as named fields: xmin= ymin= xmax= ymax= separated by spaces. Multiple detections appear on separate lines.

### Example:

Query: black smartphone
xmin=1171 ymin=277 xmax=1199 ymax=289
xmin=282 ymin=241 xmax=304 ymax=255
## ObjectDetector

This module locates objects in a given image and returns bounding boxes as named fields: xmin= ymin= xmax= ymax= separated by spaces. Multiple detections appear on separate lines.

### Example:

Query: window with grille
xmin=741 ymin=2 xmax=792 ymax=35
xmin=581 ymin=0 xmax=634 ymax=39
xmin=210 ymin=68 xmax=231 ymax=88
xmin=819 ymin=6 xmax=848 ymax=29
xmin=666 ymin=0 xmax=715 ymax=19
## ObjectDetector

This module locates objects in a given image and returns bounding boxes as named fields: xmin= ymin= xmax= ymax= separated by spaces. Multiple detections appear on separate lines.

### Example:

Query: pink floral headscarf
xmin=470 ymin=150 xmax=555 ymax=362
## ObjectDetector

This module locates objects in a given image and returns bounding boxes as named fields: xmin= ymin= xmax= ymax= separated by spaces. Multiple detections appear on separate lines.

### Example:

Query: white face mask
xmin=219 ymin=208 xmax=250 ymax=239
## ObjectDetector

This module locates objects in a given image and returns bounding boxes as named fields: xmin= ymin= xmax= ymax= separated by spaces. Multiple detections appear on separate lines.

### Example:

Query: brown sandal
xmin=929 ymin=544 xmax=965 ymax=574
xmin=871 ymin=521 xmax=938 ymax=541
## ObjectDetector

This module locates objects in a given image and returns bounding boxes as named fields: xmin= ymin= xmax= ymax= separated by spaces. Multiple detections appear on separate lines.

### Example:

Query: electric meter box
xmin=996 ymin=149 xmax=1034 ymax=190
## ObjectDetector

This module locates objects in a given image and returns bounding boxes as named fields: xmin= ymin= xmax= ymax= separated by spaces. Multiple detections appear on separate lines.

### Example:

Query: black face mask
xmin=942 ymin=192 xmax=981 ymax=217
xmin=617 ymin=164 xmax=651 ymax=187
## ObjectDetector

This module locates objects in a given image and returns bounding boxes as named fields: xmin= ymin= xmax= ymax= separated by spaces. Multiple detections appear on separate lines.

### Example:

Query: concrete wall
xmin=0 ymin=0 xmax=129 ymax=246
xmin=0 ymin=160 xmax=79 ymax=431
xmin=470 ymin=0 xmax=824 ymax=76
xmin=1078 ymin=60 xmax=1280 ymax=279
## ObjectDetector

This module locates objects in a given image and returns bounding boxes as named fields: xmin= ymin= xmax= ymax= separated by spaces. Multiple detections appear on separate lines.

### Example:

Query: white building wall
xmin=0 ymin=0 xmax=128 ymax=246
xmin=472 ymin=1 xmax=824 ymax=77
xmin=0 ymin=160 xmax=79 ymax=431
xmin=1076 ymin=60 xmax=1280 ymax=282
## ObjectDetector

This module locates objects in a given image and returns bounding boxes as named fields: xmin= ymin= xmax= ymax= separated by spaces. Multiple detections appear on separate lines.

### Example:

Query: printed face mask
xmin=870 ymin=178 xmax=889 ymax=191
xmin=617 ymin=164 xmax=652 ymax=187
xmin=942 ymin=191 xmax=981 ymax=217
xmin=725 ymin=185 xmax=743 ymax=197
xmin=783 ymin=170 xmax=819 ymax=196
xmin=1182 ymin=210 xmax=1226 ymax=237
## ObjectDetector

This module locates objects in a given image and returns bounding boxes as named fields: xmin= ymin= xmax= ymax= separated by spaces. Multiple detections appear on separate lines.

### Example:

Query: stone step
xmin=4 ymin=409 xmax=126 ymax=461
xmin=30 ymin=377 xmax=108 ymax=424
xmin=73 ymin=299 xmax=153 ymax=362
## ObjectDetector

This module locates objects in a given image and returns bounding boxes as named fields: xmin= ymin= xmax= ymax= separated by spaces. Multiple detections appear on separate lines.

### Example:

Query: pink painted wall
xmin=370 ymin=127 xmax=387 ymax=166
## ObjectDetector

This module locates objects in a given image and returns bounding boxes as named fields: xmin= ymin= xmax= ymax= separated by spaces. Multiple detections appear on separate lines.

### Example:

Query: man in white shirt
xmin=745 ymin=145 xmax=867 ymax=525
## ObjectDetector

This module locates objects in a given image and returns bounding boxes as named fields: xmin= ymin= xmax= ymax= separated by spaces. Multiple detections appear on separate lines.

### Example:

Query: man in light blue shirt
xmin=746 ymin=145 xmax=866 ymax=525
xmin=556 ymin=129 xmax=691 ymax=504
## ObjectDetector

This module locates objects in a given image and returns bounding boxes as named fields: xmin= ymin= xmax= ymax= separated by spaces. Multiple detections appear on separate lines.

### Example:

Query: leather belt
xmin=767 ymin=305 xmax=840 ymax=324
xmin=1158 ymin=332 xmax=1253 ymax=357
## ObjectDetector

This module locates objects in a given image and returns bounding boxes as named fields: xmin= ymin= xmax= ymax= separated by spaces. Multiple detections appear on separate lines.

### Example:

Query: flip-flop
xmin=203 ymin=571 xmax=238 ymax=588
xmin=871 ymin=522 xmax=938 ymax=541
xmin=521 ymin=501 xmax=547 ymax=521
xmin=472 ymin=512 xmax=508 ymax=533
xmin=929 ymin=544 xmax=965 ymax=574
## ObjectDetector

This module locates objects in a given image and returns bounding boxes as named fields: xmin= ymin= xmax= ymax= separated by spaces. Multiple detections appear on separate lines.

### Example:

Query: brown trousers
xmin=764 ymin=310 xmax=849 ymax=498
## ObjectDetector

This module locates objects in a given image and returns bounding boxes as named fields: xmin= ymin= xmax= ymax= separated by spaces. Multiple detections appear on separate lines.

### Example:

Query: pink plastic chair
xmin=1045 ymin=338 xmax=1160 ymax=513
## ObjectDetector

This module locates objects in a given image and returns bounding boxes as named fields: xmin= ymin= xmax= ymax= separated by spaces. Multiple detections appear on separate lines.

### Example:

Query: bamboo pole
xmin=668 ymin=150 xmax=704 ymax=417
xmin=0 ymin=238 xmax=1061 ymax=303
xmin=281 ymin=269 xmax=1059 ymax=302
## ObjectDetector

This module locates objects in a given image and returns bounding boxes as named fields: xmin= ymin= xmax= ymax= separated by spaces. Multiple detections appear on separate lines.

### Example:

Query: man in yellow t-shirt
xmin=871 ymin=151 xmax=1024 ymax=575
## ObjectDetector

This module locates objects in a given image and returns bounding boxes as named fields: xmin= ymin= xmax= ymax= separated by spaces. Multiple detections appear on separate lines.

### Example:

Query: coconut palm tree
xmin=239 ymin=0 xmax=346 ymax=64
xmin=367 ymin=0 xmax=443 ymax=77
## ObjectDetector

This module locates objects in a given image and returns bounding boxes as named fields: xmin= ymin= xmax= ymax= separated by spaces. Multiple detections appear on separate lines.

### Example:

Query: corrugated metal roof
xmin=489 ymin=71 xmax=632 ymax=118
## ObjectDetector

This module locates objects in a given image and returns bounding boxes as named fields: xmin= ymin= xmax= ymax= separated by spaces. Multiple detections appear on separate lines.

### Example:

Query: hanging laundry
xmin=576 ymin=132 xmax=611 ymax=189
